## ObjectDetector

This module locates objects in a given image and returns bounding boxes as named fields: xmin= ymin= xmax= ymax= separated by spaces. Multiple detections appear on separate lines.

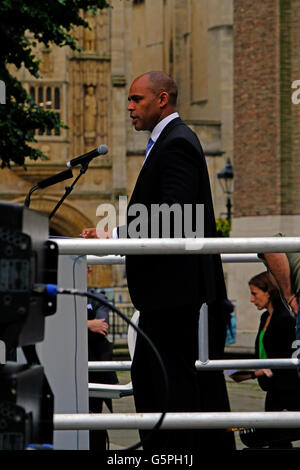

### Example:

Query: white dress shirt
xmin=145 ymin=112 xmax=179 ymax=161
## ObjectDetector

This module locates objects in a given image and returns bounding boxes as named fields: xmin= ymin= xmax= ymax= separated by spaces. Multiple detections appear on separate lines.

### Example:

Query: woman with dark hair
xmin=229 ymin=271 xmax=300 ymax=447
xmin=249 ymin=271 xmax=298 ymax=392
xmin=247 ymin=271 xmax=300 ymax=447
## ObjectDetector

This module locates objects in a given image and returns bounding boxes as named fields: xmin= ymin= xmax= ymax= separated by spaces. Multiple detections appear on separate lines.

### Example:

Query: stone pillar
xmin=111 ymin=0 xmax=127 ymax=197
xmin=173 ymin=0 xmax=191 ymax=115
xmin=110 ymin=0 xmax=128 ymax=286
xmin=206 ymin=0 xmax=234 ymax=218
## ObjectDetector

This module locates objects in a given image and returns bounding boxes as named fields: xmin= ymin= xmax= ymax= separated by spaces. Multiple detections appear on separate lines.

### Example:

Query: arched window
xmin=29 ymin=84 xmax=62 ymax=137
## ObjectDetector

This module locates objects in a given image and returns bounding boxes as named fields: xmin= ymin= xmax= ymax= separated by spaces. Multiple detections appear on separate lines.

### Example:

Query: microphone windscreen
xmin=97 ymin=144 xmax=108 ymax=155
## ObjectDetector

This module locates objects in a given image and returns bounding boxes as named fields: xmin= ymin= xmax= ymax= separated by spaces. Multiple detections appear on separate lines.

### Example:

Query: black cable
xmin=71 ymin=257 xmax=112 ymax=451
xmin=71 ymin=255 xmax=86 ymax=449
xmin=57 ymin=287 xmax=170 ymax=452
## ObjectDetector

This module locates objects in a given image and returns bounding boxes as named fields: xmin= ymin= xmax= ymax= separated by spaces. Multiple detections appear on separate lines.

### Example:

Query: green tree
xmin=216 ymin=218 xmax=232 ymax=238
xmin=0 ymin=0 xmax=109 ymax=168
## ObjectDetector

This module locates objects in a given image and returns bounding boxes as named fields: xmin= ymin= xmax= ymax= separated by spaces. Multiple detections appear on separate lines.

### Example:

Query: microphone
xmin=66 ymin=145 xmax=108 ymax=168
xmin=24 ymin=168 xmax=74 ymax=207
xmin=37 ymin=168 xmax=73 ymax=189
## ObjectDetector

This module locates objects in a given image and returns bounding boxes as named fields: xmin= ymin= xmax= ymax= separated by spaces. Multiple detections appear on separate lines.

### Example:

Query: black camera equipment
xmin=0 ymin=201 xmax=58 ymax=450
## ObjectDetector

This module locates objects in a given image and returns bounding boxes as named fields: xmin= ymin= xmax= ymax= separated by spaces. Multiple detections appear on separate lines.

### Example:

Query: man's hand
xmin=96 ymin=227 xmax=112 ymax=239
xmin=81 ymin=227 xmax=112 ymax=239
xmin=82 ymin=228 xmax=98 ymax=238
xmin=88 ymin=318 xmax=109 ymax=335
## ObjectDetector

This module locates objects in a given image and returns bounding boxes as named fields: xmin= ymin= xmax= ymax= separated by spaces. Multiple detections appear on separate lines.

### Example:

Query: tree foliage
xmin=0 ymin=0 xmax=109 ymax=167
xmin=216 ymin=218 xmax=232 ymax=238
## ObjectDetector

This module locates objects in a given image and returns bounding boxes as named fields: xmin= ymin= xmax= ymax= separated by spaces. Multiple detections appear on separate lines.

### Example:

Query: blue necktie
xmin=145 ymin=137 xmax=155 ymax=158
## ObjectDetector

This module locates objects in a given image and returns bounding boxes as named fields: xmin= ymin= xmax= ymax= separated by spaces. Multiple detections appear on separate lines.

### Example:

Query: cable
xmin=56 ymin=287 xmax=170 ymax=452
xmin=71 ymin=255 xmax=86 ymax=450
xmin=66 ymin=257 xmax=112 ymax=450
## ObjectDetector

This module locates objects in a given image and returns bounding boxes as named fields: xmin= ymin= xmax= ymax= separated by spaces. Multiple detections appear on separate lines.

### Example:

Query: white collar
xmin=150 ymin=112 xmax=179 ymax=142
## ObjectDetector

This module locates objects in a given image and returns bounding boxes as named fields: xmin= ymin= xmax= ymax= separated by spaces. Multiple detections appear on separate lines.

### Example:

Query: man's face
xmin=127 ymin=76 xmax=162 ymax=131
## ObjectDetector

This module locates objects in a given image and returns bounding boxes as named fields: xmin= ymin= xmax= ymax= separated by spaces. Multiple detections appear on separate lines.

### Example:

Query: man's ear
xmin=159 ymin=91 xmax=169 ymax=108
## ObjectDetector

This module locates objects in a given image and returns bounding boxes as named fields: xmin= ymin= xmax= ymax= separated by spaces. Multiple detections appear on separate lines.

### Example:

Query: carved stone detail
xmin=84 ymin=12 xmax=96 ymax=52
xmin=84 ymin=85 xmax=97 ymax=145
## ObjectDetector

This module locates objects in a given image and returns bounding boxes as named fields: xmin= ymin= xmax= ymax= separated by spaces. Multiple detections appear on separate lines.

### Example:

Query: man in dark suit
xmin=82 ymin=71 xmax=234 ymax=452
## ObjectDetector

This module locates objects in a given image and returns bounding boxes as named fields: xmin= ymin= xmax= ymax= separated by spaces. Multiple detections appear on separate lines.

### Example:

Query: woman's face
xmin=249 ymin=284 xmax=271 ymax=311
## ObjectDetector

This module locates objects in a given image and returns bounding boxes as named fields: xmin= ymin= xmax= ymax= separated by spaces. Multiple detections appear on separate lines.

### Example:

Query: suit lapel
xmin=131 ymin=117 xmax=183 ymax=196
xmin=146 ymin=117 xmax=183 ymax=166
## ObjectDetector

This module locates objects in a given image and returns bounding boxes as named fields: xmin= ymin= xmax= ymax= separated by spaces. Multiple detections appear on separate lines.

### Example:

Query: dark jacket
xmin=255 ymin=304 xmax=300 ymax=393
xmin=123 ymin=117 xmax=226 ymax=312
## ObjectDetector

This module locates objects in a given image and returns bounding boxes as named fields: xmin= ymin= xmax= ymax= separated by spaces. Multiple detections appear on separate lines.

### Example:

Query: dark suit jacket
xmin=123 ymin=117 xmax=226 ymax=312
xmin=255 ymin=304 xmax=300 ymax=393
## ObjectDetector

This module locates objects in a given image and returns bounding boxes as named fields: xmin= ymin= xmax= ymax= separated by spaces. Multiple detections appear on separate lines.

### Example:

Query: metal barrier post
xmin=198 ymin=303 xmax=209 ymax=363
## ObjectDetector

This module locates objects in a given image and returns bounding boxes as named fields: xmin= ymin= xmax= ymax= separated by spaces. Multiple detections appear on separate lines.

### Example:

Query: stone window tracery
xmin=30 ymin=84 xmax=62 ymax=136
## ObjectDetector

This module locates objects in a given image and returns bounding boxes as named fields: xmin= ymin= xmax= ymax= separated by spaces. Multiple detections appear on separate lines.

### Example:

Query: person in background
xmin=259 ymin=233 xmax=300 ymax=377
xmin=230 ymin=271 xmax=300 ymax=448
xmin=87 ymin=267 xmax=118 ymax=450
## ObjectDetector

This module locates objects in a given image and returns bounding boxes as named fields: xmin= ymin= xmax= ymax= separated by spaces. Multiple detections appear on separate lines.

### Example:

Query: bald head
xmin=137 ymin=71 xmax=178 ymax=106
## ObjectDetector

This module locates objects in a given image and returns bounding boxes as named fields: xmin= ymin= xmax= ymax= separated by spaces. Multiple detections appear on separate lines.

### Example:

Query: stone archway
xmin=13 ymin=195 xmax=93 ymax=236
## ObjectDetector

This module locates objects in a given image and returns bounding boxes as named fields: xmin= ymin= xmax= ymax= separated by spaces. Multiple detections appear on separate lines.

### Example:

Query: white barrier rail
xmin=88 ymin=361 xmax=131 ymax=371
xmin=88 ymin=358 xmax=299 ymax=371
xmin=56 ymin=237 xmax=300 ymax=255
xmin=86 ymin=253 xmax=262 ymax=264
xmin=53 ymin=412 xmax=300 ymax=430
xmin=197 ymin=358 xmax=299 ymax=369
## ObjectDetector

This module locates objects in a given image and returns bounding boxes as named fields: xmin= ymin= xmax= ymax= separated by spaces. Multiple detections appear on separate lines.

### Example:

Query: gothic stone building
xmin=2 ymin=0 xmax=233 ymax=306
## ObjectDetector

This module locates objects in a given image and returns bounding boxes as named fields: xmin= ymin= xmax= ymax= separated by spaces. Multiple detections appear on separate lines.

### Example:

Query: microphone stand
xmin=49 ymin=161 xmax=90 ymax=220
xmin=24 ymin=185 xmax=39 ymax=208
xmin=24 ymin=168 xmax=73 ymax=208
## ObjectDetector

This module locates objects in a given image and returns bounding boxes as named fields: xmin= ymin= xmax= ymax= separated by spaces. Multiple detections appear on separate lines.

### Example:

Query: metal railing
xmin=53 ymin=411 xmax=300 ymax=430
xmin=54 ymin=237 xmax=300 ymax=431
xmin=87 ymin=252 xmax=263 ymax=342
xmin=87 ymin=358 xmax=300 ymax=372
xmin=55 ymin=236 xmax=300 ymax=255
